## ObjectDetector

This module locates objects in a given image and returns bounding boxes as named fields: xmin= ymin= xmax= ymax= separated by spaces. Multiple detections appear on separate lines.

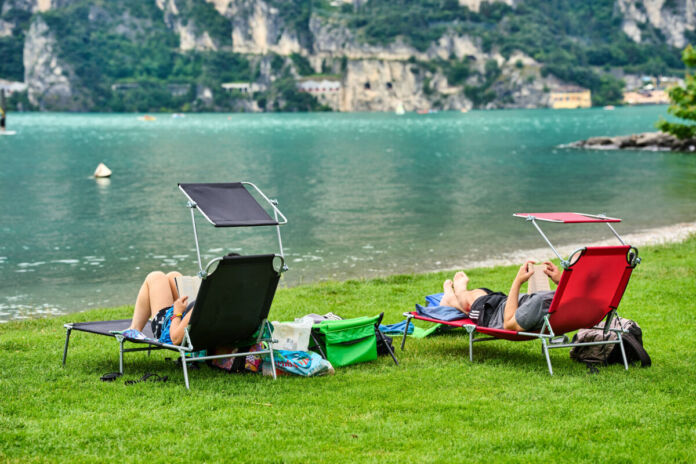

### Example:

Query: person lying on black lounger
xmin=126 ymin=271 xmax=193 ymax=345
xmin=438 ymin=261 xmax=562 ymax=332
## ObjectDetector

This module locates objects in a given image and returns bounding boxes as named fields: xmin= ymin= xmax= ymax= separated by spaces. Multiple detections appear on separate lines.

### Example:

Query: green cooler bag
xmin=313 ymin=316 xmax=379 ymax=367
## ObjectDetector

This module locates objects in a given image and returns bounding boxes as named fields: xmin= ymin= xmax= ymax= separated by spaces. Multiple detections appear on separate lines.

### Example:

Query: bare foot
xmin=453 ymin=271 xmax=468 ymax=288
xmin=440 ymin=279 xmax=463 ymax=311
xmin=453 ymin=272 xmax=471 ymax=313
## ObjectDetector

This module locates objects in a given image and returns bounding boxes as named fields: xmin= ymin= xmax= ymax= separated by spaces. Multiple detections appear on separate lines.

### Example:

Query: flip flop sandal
xmin=100 ymin=372 xmax=123 ymax=382
xmin=125 ymin=373 xmax=168 ymax=385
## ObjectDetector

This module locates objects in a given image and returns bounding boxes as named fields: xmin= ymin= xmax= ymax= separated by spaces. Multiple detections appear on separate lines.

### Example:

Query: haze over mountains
xmin=0 ymin=0 xmax=693 ymax=112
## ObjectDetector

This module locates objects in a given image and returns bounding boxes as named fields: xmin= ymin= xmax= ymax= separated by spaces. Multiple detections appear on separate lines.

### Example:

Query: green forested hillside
xmin=0 ymin=0 xmax=690 ymax=112
xmin=344 ymin=0 xmax=684 ymax=71
xmin=341 ymin=0 xmax=684 ymax=105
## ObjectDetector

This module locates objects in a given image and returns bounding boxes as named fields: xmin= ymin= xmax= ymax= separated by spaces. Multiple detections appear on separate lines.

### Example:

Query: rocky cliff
xmin=1 ymin=0 xmax=693 ymax=112
xmin=617 ymin=0 xmax=696 ymax=48
xmin=23 ymin=16 xmax=90 ymax=110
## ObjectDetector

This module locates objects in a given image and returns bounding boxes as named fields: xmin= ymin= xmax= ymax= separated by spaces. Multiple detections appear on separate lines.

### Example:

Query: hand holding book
xmin=174 ymin=276 xmax=201 ymax=300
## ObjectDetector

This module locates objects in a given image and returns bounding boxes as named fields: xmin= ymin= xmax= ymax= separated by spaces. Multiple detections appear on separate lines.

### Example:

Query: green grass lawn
xmin=1 ymin=238 xmax=695 ymax=463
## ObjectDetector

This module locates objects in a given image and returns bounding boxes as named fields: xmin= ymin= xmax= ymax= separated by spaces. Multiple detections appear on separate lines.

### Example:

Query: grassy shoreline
xmin=1 ymin=237 xmax=695 ymax=462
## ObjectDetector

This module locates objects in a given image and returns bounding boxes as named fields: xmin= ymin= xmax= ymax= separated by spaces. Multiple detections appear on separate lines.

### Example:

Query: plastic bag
xmin=271 ymin=319 xmax=313 ymax=351
xmin=263 ymin=350 xmax=334 ymax=377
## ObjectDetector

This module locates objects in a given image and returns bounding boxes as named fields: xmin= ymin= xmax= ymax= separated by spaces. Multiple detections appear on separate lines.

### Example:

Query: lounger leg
xmin=379 ymin=331 xmax=399 ymax=366
xmin=463 ymin=325 xmax=475 ymax=362
xmin=400 ymin=317 xmax=411 ymax=351
xmin=469 ymin=331 xmax=473 ymax=362
xmin=268 ymin=347 xmax=277 ymax=380
xmin=617 ymin=333 xmax=629 ymax=370
xmin=180 ymin=351 xmax=190 ymax=390
xmin=541 ymin=339 xmax=553 ymax=376
xmin=62 ymin=328 xmax=72 ymax=366
xmin=118 ymin=338 xmax=125 ymax=374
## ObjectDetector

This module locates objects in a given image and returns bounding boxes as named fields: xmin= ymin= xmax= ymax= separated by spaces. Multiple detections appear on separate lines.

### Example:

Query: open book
xmin=528 ymin=264 xmax=551 ymax=294
xmin=174 ymin=275 xmax=202 ymax=301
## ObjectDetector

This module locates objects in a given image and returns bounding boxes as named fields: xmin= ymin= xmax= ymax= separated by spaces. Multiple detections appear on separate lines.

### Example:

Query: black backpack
xmin=570 ymin=317 xmax=651 ymax=368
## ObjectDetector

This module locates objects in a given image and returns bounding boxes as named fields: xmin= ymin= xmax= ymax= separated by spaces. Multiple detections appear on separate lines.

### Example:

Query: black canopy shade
xmin=179 ymin=182 xmax=279 ymax=227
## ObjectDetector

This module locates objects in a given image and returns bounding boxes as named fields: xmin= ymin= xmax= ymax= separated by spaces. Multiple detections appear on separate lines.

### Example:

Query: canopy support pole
xmin=606 ymin=223 xmax=626 ymax=245
xmin=528 ymin=217 xmax=565 ymax=264
xmin=187 ymin=201 xmax=204 ymax=276
xmin=271 ymin=199 xmax=288 ymax=272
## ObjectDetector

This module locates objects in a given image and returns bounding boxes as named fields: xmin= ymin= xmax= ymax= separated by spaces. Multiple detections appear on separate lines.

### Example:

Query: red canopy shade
xmin=513 ymin=212 xmax=621 ymax=223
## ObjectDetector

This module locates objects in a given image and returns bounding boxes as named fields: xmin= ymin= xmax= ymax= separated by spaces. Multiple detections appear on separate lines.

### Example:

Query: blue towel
xmin=425 ymin=293 xmax=444 ymax=307
xmin=379 ymin=321 xmax=414 ymax=335
xmin=415 ymin=304 xmax=467 ymax=322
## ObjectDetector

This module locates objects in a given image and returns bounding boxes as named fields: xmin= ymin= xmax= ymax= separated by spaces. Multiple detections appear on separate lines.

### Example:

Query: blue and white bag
xmin=263 ymin=350 xmax=334 ymax=377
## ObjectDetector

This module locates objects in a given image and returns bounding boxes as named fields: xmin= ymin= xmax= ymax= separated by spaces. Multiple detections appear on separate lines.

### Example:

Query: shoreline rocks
xmin=566 ymin=131 xmax=696 ymax=152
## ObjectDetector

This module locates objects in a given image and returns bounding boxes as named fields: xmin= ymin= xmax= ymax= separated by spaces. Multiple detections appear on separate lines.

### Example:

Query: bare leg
xmin=129 ymin=271 xmax=177 ymax=331
xmin=440 ymin=279 xmax=464 ymax=311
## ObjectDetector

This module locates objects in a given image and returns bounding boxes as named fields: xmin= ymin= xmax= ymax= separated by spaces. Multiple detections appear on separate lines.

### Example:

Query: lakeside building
xmin=549 ymin=86 xmax=592 ymax=109
xmin=296 ymin=78 xmax=342 ymax=109
xmin=621 ymin=75 xmax=681 ymax=105
xmin=0 ymin=79 xmax=27 ymax=112
xmin=111 ymin=83 xmax=140 ymax=91
xmin=221 ymin=82 xmax=264 ymax=95
xmin=110 ymin=82 xmax=192 ymax=97
xmin=0 ymin=79 xmax=27 ymax=95
xmin=296 ymin=79 xmax=341 ymax=93
xmin=623 ymin=89 xmax=670 ymax=105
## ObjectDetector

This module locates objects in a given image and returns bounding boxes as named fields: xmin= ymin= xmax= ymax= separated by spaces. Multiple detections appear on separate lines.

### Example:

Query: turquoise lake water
xmin=1 ymin=106 xmax=695 ymax=321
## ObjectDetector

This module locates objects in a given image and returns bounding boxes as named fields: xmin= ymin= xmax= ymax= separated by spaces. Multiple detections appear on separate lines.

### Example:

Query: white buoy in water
xmin=94 ymin=162 xmax=112 ymax=178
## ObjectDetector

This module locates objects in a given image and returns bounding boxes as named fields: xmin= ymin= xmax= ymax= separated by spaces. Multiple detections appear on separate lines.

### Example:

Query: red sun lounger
xmin=401 ymin=212 xmax=641 ymax=375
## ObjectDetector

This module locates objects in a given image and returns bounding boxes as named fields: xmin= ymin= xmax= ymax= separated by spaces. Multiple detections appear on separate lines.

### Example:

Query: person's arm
xmin=169 ymin=296 xmax=192 ymax=345
xmin=503 ymin=261 xmax=535 ymax=331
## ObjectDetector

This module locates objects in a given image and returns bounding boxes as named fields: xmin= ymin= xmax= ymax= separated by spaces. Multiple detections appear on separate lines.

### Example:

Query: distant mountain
xmin=0 ymin=0 xmax=693 ymax=112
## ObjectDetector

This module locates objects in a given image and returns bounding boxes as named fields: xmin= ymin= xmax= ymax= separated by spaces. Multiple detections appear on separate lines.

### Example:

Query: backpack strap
xmin=622 ymin=333 xmax=652 ymax=367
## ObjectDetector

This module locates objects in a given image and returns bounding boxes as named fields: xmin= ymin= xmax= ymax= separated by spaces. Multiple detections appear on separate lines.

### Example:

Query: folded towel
xmin=379 ymin=320 xmax=415 ymax=335
xmin=415 ymin=304 xmax=468 ymax=322
xmin=425 ymin=293 xmax=444 ymax=307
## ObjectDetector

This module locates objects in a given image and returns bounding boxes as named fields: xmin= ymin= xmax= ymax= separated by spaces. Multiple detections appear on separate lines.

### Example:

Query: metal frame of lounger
xmin=401 ymin=212 xmax=641 ymax=375
xmin=62 ymin=327 xmax=276 ymax=390
xmin=63 ymin=182 xmax=288 ymax=388
xmin=401 ymin=307 xmax=630 ymax=376
xmin=62 ymin=320 xmax=277 ymax=388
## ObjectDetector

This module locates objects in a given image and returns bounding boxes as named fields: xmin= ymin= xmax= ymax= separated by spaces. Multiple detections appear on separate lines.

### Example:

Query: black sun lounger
xmin=64 ymin=254 xmax=284 ymax=388
xmin=63 ymin=182 xmax=288 ymax=389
